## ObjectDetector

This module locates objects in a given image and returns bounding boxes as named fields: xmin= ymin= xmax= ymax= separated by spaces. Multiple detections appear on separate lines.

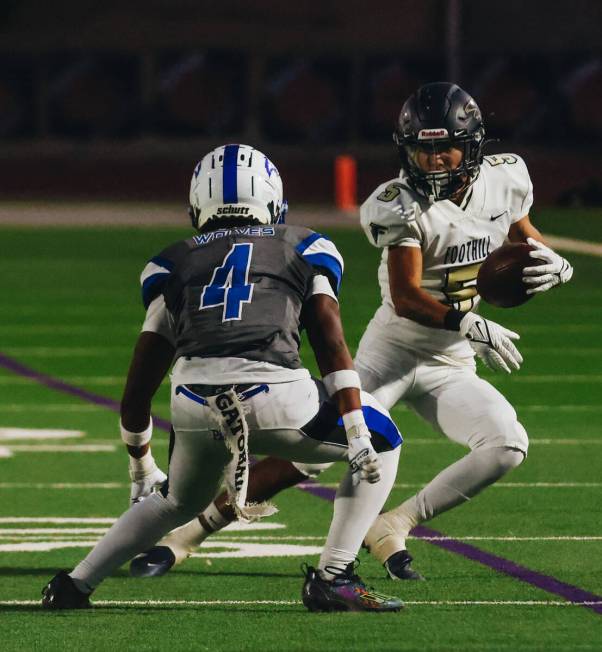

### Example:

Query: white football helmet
xmin=189 ymin=144 xmax=287 ymax=230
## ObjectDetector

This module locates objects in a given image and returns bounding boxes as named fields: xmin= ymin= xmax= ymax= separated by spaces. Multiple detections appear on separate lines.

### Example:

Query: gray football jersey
xmin=139 ymin=224 xmax=344 ymax=370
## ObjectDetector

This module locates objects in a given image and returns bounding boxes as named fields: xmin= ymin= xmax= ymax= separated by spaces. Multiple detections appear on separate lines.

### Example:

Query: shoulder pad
xmin=360 ymin=179 xmax=424 ymax=248
xmin=293 ymin=229 xmax=344 ymax=294
xmin=482 ymin=154 xmax=533 ymax=218
xmin=140 ymin=240 xmax=192 ymax=309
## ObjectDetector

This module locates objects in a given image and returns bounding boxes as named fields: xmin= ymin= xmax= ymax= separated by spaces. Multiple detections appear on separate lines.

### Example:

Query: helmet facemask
xmin=396 ymin=130 xmax=485 ymax=202
xmin=394 ymin=82 xmax=487 ymax=202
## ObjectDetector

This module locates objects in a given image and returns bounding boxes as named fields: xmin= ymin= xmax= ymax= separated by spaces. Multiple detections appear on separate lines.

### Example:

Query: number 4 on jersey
xmin=200 ymin=243 xmax=254 ymax=321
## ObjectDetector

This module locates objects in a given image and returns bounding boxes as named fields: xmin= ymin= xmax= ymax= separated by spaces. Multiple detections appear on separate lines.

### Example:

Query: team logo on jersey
xmin=417 ymin=128 xmax=449 ymax=140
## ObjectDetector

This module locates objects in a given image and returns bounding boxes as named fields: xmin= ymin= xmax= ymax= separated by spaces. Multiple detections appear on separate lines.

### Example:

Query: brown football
xmin=477 ymin=243 xmax=541 ymax=308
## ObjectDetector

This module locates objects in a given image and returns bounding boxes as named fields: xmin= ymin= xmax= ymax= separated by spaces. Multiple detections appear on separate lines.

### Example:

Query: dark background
xmin=0 ymin=0 xmax=600 ymax=206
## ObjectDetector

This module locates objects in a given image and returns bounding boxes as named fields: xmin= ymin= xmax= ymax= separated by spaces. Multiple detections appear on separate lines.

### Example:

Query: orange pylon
xmin=334 ymin=155 xmax=357 ymax=211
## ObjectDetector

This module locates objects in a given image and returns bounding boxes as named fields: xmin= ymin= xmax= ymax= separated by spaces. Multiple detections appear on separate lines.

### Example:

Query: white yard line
xmin=2 ymin=599 xmax=601 ymax=607
xmin=301 ymin=478 xmax=598 ymax=486
xmin=2 ymin=347 xmax=129 ymax=357
xmin=0 ymin=404 xmax=105 ymax=413
xmin=4 ymin=444 xmax=115 ymax=453
xmin=0 ymin=528 xmax=111 ymax=535
xmin=0 ymin=541 xmax=101 ymax=551
xmin=1 ymin=480 xmax=602 ymax=491
xmin=0 ymin=482 xmax=126 ymax=489
xmin=0 ymin=428 xmax=84 ymax=441
xmin=0 ymin=517 xmax=285 ymax=531
xmin=0 ymin=517 xmax=118 ymax=524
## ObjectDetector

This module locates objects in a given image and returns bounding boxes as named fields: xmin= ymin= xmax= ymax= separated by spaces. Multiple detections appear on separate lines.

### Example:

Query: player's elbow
xmin=391 ymin=296 xmax=414 ymax=319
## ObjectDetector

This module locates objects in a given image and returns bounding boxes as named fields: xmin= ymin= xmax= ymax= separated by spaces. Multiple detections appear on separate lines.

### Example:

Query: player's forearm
xmin=313 ymin=340 xmax=362 ymax=414
xmin=120 ymin=332 xmax=175 ymax=431
xmin=391 ymin=285 xmax=452 ymax=329
xmin=304 ymin=295 xmax=363 ymax=414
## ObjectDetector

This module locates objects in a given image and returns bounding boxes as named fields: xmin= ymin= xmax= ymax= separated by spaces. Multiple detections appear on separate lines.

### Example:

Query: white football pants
xmin=71 ymin=377 xmax=400 ymax=588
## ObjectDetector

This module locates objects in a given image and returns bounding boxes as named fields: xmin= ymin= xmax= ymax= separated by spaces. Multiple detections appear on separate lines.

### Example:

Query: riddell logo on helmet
xmin=418 ymin=128 xmax=449 ymax=140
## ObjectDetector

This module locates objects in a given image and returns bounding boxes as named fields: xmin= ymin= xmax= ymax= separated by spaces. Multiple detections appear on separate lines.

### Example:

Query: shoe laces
xmin=322 ymin=560 xmax=367 ymax=588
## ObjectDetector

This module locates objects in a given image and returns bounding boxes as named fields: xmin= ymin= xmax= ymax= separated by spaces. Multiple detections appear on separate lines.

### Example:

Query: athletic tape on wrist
xmin=120 ymin=417 xmax=153 ymax=447
xmin=322 ymin=369 xmax=361 ymax=397
xmin=128 ymin=449 xmax=157 ymax=481
xmin=342 ymin=409 xmax=366 ymax=431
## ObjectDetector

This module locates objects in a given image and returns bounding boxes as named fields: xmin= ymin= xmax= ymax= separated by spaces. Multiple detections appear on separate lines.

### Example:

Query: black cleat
xmin=130 ymin=546 xmax=177 ymax=578
xmin=41 ymin=571 xmax=92 ymax=610
xmin=384 ymin=550 xmax=425 ymax=581
xmin=302 ymin=563 xmax=403 ymax=612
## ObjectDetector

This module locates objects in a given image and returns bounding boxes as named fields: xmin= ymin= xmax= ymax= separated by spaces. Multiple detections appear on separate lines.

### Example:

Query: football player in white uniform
xmin=356 ymin=82 xmax=573 ymax=579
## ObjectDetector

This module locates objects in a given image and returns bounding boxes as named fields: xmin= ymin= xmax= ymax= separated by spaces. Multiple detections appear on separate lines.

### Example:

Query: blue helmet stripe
xmin=222 ymin=144 xmax=239 ymax=204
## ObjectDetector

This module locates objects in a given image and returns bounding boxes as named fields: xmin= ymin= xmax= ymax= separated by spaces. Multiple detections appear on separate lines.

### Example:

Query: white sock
xmin=128 ymin=449 xmax=158 ymax=480
xmin=70 ymin=492 xmax=190 ymax=589
xmin=318 ymin=448 xmax=400 ymax=580
xmin=156 ymin=502 xmax=232 ymax=564
xmin=365 ymin=446 xmax=525 ymax=563
xmin=201 ymin=501 xmax=230 ymax=532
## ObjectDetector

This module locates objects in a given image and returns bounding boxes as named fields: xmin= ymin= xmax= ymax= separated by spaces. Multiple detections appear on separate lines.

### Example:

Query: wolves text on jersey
xmin=444 ymin=235 xmax=491 ymax=265
xmin=193 ymin=226 xmax=275 ymax=246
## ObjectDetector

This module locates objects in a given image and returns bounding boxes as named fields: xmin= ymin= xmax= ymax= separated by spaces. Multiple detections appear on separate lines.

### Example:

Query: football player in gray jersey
xmin=42 ymin=144 xmax=403 ymax=613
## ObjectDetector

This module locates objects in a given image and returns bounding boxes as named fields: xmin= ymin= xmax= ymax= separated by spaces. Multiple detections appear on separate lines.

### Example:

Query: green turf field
xmin=1 ymin=212 xmax=601 ymax=651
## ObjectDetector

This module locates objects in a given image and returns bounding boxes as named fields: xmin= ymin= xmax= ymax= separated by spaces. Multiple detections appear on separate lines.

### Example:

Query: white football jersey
xmin=360 ymin=153 xmax=533 ymax=363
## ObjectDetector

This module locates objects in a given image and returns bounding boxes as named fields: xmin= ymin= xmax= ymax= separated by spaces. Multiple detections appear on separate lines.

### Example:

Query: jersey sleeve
xmin=307 ymin=274 xmax=338 ymax=302
xmin=508 ymin=154 xmax=534 ymax=222
xmin=360 ymin=180 xmax=423 ymax=248
xmin=141 ymin=295 xmax=176 ymax=345
xmin=482 ymin=154 xmax=534 ymax=223
xmin=139 ymin=241 xmax=189 ymax=310
xmin=294 ymin=232 xmax=344 ymax=295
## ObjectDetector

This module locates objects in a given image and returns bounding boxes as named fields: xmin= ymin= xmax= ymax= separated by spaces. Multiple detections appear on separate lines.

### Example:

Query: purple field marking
xmin=410 ymin=525 xmax=602 ymax=615
xmin=3 ymin=349 xmax=601 ymax=614
xmin=0 ymin=352 xmax=172 ymax=432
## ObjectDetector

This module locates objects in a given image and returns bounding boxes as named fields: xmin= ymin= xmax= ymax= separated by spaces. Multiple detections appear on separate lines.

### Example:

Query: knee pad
xmin=492 ymin=446 xmax=526 ymax=475
xmin=292 ymin=461 xmax=333 ymax=479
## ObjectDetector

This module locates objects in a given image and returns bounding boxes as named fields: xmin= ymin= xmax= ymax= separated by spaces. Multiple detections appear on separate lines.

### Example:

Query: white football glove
xmin=522 ymin=237 xmax=573 ymax=295
xmin=344 ymin=411 xmax=381 ymax=485
xmin=129 ymin=454 xmax=167 ymax=504
xmin=459 ymin=312 xmax=523 ymax=374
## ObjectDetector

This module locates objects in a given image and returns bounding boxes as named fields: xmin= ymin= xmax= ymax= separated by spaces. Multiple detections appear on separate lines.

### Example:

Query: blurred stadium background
xmin=0 ymin=0 xmax=600 ymax=211
xmin=1 ymin=3 xmax=602 ymax=650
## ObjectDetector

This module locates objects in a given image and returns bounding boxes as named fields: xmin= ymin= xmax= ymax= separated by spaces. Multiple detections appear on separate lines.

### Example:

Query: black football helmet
xmin=394 ymin=82 xmax=486 ymax=201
